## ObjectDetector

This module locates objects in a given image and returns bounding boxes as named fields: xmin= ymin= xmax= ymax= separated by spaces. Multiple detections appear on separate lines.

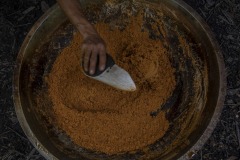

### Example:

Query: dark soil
xmin=0 ymin=0 xmax=239 ymax=159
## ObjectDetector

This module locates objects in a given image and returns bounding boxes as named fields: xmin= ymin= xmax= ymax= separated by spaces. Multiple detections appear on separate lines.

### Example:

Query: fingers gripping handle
xmin=83 ymin=54 xmax=115 ymax=77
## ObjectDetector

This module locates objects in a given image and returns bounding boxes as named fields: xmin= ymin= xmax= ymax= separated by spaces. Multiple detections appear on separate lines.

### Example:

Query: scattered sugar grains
xmin=47 ymin=15 xmax=176 ymax=154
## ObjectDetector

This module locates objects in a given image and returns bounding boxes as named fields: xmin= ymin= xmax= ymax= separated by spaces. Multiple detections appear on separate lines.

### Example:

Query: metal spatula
xmin=83 ymin=54 xmax=136 ymax=91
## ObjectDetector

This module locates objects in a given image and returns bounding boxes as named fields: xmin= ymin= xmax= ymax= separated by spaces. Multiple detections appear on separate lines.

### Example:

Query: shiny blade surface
xmin=91 ymin=65 xmax=136 ymax=91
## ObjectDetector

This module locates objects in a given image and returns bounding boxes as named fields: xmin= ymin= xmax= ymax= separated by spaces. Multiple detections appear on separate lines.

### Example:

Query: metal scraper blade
xmin=83 ymin=54 xmax=136 ymax=91
xmin=92 ymin=64 xmax=136 ymax=91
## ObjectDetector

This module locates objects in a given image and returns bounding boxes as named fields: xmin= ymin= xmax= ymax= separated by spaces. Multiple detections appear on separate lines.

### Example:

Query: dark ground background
xmin=0 ymin=0 xmax=240 ymax=159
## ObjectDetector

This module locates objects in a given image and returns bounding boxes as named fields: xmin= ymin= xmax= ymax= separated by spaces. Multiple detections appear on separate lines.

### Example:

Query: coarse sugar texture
xmin=46 ymin=14 xmax=176 ymax=154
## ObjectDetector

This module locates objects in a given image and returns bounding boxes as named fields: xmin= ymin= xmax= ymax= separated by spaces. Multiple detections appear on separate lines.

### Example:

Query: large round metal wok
xmin=13 ymin=0 xmax=226 ymax=159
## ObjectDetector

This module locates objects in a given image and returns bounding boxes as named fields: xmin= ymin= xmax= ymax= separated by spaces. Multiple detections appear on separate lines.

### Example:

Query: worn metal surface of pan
xmin=13 ymin=0 xmax=226 ymax=159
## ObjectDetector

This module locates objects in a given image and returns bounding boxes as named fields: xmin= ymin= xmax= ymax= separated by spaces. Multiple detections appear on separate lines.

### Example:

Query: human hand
xmin=56 ymin=0 xmax=107 ymax=75
xmin=81 ymin=34 xmax=107 ymax=75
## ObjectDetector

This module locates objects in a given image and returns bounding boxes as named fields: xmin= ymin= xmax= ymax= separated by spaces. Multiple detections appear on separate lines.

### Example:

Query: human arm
xmin=57 ymin=0 xmax=106 ymax=74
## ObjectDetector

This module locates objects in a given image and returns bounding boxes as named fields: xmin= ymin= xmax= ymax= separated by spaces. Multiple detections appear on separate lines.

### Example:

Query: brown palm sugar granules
xmin=46 ymin=15 xmax=176 ymax=154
